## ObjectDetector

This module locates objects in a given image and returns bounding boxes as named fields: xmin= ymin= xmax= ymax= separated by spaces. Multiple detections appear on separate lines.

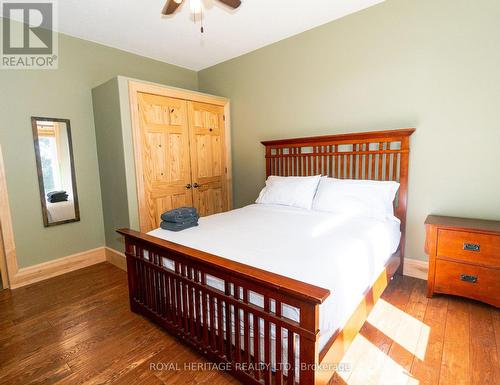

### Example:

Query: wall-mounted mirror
xmin=31 ymin=117 xmax=80 ymax=227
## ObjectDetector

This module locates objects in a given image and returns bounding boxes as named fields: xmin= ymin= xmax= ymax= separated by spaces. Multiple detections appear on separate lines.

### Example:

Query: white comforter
xmin=46 ymin=200 xmax=76 ymax=223
xmin=148 ymin=204 xmax=401 ymax=350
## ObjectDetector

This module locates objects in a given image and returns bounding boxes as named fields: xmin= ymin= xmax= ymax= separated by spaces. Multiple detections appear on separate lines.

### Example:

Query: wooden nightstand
xmin=425 ymin=215 xmax=500 ymax=307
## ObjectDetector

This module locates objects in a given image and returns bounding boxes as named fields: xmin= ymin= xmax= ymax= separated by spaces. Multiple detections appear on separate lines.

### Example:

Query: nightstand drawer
xmin=434 ymin=259 xmax=499 ymax=307
xmin=437 ymin=229 xmax=500 ymax=267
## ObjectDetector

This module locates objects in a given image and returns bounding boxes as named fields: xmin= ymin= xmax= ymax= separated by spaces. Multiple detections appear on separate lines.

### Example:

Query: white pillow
xmin=256 ymin=175 xmax=321 ymax=210
xmin=312 ymin=178 xmax=400 ymax=219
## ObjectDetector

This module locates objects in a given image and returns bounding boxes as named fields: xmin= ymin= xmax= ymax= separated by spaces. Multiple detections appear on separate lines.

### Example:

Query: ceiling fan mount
xmin=162 ymin=0 xmax=242 ymax=16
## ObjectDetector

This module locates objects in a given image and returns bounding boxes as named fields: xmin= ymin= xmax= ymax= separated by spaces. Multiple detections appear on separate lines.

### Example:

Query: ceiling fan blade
xmin=162 ymin=0 xmax=182 ymax=15
xmin=217 ymin=0 xmax=242 ymax=9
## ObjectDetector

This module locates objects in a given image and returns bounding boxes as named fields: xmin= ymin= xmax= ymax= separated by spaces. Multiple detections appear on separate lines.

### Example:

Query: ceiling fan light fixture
xmin=162 ymin=0 xmax=241 ymax=33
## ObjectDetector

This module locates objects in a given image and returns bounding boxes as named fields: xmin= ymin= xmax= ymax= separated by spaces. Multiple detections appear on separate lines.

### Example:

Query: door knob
xmin=185 ymin=184 xmax=192 ymax=189
xmin=193 ymin=183 xmax=200 ymax=188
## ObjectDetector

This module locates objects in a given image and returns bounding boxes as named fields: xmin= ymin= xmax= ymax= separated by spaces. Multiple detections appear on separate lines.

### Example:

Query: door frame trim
xmin=128 ymin=80 xmax=232 ymax=232
xmin=0 ymin=144 xmax=19 ymax=288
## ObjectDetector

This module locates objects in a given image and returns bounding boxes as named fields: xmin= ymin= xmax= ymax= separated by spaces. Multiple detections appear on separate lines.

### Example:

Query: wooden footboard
xmin=118 ymin=228 xmax=330 ymax=385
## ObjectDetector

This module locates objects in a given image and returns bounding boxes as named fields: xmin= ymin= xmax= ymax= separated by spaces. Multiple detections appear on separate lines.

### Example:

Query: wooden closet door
xmin=137 ymin=93 xmax=193 ymax=232
xmin=187 ymin=101 xmax=228 ymax=216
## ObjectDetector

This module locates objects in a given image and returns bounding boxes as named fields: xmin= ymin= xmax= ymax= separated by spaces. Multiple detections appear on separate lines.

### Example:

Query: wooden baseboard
xmin=10 ymin=247 xmax=106 ymax=289
xmin=105 ymin=247 xmax=126 ymax=271
xmin=403 ymin=257 xmax=428 ymax=280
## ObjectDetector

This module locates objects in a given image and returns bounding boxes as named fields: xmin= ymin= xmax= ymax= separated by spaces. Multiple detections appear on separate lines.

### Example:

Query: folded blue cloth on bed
xmin=161 ymin=207 xmax=198 ymax=223
xmin=47 ymin=190 xmax=67 ymax=199
xmin=48 ymin=195 xmax=68 ymax=203
xmin=160 ymin=218 xmax=198 ymax=232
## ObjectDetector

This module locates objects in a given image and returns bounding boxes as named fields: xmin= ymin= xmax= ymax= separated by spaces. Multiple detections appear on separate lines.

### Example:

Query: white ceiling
xmin=7 ymin=0 xmax=385 ymax=71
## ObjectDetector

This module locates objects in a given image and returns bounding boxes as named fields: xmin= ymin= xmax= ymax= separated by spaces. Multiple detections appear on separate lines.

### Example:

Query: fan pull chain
xmin=200 ymin=8 xmax=204 ymax=33
xmin=193 ymin=4 xmax=204 ymax=34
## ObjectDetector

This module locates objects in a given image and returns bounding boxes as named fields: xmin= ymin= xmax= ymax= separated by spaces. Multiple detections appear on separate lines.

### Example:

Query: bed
xmin=118 ymin=128 xmax=415 ymax=385
xmin=46 ymin=199 xmax=76 ymax=223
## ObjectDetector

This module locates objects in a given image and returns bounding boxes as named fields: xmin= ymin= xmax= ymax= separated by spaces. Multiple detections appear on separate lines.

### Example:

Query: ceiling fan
xmin=162 ymin=0 xmax=242 ymax=16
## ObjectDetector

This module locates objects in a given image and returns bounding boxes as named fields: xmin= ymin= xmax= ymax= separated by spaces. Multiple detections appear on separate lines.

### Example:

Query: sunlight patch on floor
xmin=337 ymin=334 xmax=419 ymax=385
xmin=367 ymin=298 xmax=429 ymax=361
xmin=333 ymin=297 xmax=431 ymax=385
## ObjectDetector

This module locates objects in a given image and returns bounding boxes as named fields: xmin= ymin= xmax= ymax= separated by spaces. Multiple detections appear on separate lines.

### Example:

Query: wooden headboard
xmin=261 ymin=128 xmax=415 ymax=263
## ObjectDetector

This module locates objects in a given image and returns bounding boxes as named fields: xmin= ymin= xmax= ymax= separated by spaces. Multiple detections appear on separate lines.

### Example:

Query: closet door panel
xmin=137 ymin=93 xmax=193 ymax=231
xmin=188 ymin=101 xmax=228 ymax=217
xmin=211 ymin=135 xmax=222 ymax=176
xmin=192 ymin=183 xmax=224 ymax=217
xmin=195 ymin=134 xmax=213 ymax=178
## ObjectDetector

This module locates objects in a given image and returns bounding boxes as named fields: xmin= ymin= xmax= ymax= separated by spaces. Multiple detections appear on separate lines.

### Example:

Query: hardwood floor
xmin=0 ymin=262 xmax=498 ymax=385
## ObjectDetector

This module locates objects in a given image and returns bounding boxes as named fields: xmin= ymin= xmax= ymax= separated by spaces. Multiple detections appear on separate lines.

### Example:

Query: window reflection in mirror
xmin=32 ymin=117 xmax=80 ymax=226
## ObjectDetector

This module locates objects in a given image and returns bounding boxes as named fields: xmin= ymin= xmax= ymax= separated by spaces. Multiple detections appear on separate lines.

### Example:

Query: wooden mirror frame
xmin=31 ymin=116 xmax=80 ymax=227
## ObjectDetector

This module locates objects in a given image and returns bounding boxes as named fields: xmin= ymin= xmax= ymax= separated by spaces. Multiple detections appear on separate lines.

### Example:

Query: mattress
xmin=46 ymin=199 xmax=76 ymax=222
xmin=148 ymin=203 xmax=401 ymax=352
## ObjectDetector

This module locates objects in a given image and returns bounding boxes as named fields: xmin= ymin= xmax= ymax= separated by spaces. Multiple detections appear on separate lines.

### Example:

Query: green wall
xmin=0 ymin=19 xmax=198 ymax=268
xmin=198 ymin=0 xmax=500 ymax=261
xmin=92 ymin=78 xmax=129 ymax=252
xmin=92 ymin=76 xmax=155 ymax=251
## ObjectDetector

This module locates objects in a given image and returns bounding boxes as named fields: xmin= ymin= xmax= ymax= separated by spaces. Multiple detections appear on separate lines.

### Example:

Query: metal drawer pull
xmin=460 ymin=274 xmax=477 ymax=283
xmin=463 ymin=242 xmax=480 ymax=252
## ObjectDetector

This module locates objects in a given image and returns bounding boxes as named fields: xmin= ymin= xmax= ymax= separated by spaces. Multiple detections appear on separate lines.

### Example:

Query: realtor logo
xmin=1 ymin=0 xmax=58 ymax=69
